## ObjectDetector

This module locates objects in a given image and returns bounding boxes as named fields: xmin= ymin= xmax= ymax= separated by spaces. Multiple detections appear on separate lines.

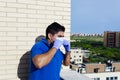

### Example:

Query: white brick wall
xmin=0 ymin=0 xmax=71 ymax=80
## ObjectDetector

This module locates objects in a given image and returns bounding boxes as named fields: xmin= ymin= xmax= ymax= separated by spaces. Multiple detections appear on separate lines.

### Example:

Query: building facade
xmin=104 ymin=31 xmax=120 ymax=48
xmin=70 ymin=48 xmax=90 ymax=64
xmin=70 ymin=48 xmax=83 ymax=64
xmin=70 ymin=62 xmax=120 ymax=80
xmin=84 ymin=72 xmax=120 ymax=80
xmin=84 ymin=63 xmax=120 ymax=80
xmin=0 ymin=0 xmax=71 ymax=80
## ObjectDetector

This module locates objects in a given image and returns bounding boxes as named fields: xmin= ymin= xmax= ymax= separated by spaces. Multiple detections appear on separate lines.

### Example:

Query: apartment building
xmin=70 ymin=48 xmax=90 ymax=64
xmin=70 ymin=62 xmax=120 ymax=80
xmin=85 ymin=72 xmax=120 ymax=80
xmin=70 ymin=48 xmax=83 ymax=64
xmin=104 ymin=31 xmax=120 ymax=47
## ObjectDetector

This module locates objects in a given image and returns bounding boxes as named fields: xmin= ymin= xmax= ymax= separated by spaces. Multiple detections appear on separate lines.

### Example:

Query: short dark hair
xmin=46 ymin=22 xmax=65 ymax=39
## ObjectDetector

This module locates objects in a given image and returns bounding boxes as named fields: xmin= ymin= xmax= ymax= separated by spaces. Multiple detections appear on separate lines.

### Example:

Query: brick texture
xmin=112 ymin=63 xmax=120 ymax=72
xmin=0 ymin=0 xmax=71 ymax=80
xmin=86 ymin=64 xmax=106 ymax=73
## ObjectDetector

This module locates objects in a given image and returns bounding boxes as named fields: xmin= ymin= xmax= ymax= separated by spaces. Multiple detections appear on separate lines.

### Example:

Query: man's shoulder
xmin=30 ymin=41 xmax=46 ymax=54
xmin=33 ymin=41 xmax=44 ymax=48
xmin=31 ymin=39 xmax=49 ymax=52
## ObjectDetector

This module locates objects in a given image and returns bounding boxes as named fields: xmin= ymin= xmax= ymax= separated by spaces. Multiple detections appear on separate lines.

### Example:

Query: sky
xmin=71 ymin=0 xmax=120 ymax=34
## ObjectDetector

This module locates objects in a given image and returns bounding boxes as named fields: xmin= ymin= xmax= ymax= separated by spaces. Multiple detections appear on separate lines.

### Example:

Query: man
xmin=29 ymin=22 xmax=71 ymax=80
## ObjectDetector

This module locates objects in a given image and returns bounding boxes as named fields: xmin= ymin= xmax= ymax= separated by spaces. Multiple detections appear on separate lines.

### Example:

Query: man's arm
xmin=32 ymin=48 xmax=57 ymax=69
xmin=63 ymin=52 xmax=71 ymax=66
xmin=32 ymin=38 xmax=63 ymax=69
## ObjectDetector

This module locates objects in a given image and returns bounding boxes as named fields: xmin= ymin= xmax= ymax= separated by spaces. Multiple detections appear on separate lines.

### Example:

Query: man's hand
xmin=53 ymin=38 xmax=63 ymax=49
xmin=63 ymin=40 xmax=71 ymax=66
xmin=63 ymin=40 xmax=71 ymax=52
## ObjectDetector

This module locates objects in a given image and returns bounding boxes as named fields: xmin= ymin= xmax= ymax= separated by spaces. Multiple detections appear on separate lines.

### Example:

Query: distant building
xmin=70 ymin=48 xmax=90 ymax=64
xmin=71 ymin=33 xmax=103 ymax=37
xmin=84 ymin=63 xmax=120 ymax=80
xmin=81 ymin=50 xmax=90 ymax=58
xmin=84 ymin=71 xmax=120 ymax=80
xmin=104 ymin=31 xmax=120 ymax=48
xmin=70 ymin=62 xmax=120 ymax=80
xmin=71 ymin=48 xmax=83 ymax=64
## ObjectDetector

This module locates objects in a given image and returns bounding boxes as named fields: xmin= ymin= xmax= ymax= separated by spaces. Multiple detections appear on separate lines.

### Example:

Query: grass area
xmin=71 ymin=36 xmax=103 ymax=42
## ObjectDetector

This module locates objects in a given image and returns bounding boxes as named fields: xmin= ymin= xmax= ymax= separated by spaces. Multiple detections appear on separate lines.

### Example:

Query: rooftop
xmin=60 ymin=69 xmax=92 ymax=80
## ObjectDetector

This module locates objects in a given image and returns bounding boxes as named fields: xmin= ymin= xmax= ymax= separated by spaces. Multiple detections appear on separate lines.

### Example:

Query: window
xmin=110 ymin=77 xmax=113 ymax=80
xmin=94 ymin=68 xmax=99 ymax=73
xmin=106 ymin=76 xmax=118 ymax=80
xmin=106 ymin=77 xmax=109 ymax=80
xmin=76 ymin=51 xmax=79 ymax=53
xmin=114 ymin=77 xmax=118 ymax=80
xmin=92 ymin=78 xmax=100 ymax=80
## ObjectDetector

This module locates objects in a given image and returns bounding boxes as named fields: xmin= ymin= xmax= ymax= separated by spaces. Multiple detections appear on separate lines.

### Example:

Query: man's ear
xmin=48 ymin=33 xmax=52 ymax=40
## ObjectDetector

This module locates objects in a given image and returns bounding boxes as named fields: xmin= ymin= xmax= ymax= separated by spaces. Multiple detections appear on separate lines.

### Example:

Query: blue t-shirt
xmin=29 ymin=39 xmax=64 ymax=80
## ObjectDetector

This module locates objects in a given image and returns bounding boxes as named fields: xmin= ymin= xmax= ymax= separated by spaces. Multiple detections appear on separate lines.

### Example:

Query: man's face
xmin=50 ymin=31 xmax=64 ymax=42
